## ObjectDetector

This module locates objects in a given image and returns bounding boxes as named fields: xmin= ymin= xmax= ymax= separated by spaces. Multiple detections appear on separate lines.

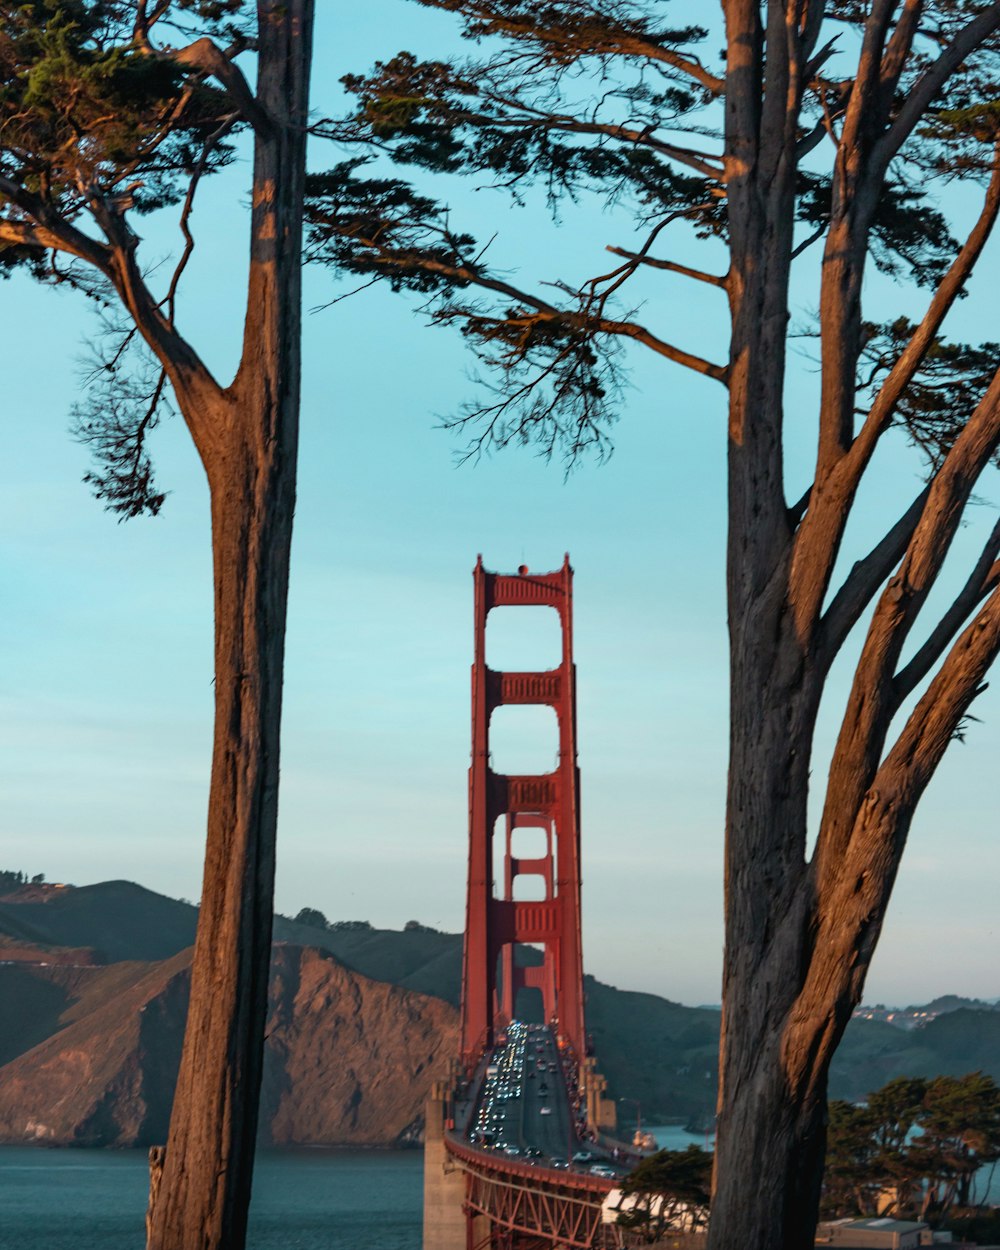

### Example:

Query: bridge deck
xmin=440 ymin=1022 xmax=648 ymax=1247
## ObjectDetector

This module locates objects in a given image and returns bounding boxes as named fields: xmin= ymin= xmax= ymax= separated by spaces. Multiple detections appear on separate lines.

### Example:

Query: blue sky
xmin=2 ymin=4 xmax=997 ymax=1006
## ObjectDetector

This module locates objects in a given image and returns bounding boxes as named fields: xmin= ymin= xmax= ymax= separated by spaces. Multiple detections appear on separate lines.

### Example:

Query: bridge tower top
xmin=460 ymin=556 xmax=586 ymax=1068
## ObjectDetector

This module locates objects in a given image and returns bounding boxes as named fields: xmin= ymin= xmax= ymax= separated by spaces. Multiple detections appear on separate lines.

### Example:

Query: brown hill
xmin=262 ymin=944 xmax=458 ymax=1146
xmin=0 ymin=945 xmax=456 ymax=1148
xmin=0 ymin=953 xmax=190 ymax=1145
xmin=3 ymin=878 xmax=998 ymax=1133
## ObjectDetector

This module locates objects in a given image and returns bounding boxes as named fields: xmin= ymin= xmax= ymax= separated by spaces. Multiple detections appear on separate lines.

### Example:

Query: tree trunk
xmin=145 ymin=5 xmax=313 ymax=1249
xmin=708 ymin=655 xmax=830 ymax=1250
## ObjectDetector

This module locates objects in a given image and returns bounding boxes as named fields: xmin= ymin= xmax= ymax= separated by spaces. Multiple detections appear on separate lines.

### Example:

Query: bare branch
xmin=877 ymin=0 xmax=923 ymax=106
xmin=815 ymin=366 xmax=1000 ymax=891
xmin=795 ymin=116 xmax=829 ymax=162
xmin=836 ymin=0 xmax=898 ymax=163
xmin=874 ymin=584 xmax=1000 ymax=814
xmin=818 ymin=486 xmax=930 ymax=668
xmin=803 ymin=33 xmax=839 ymax=83
xmin=599 ymin=315 xmax=728 ymax=382
xmin=892 ymin=515 xmax=1000 ymax=708
xmin=82 ymin=194 xmax=224 ymax=454
xmin=605 ymin=244 xmax=727 ymax=287
xmin=163 ymin=115 xmax=240 ymax=325
xmin=790 ymin=221 xmax=826 ymax=260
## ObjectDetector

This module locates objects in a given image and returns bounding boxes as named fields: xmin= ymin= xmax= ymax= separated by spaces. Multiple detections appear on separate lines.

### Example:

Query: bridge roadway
xmin=466 ymin=1022 xmax=629 ymax=1181
xmin=441 ymin=1023 xmax=643 ymax=1250
xmin=432 ymin=1025 xmax=670 ymax=1250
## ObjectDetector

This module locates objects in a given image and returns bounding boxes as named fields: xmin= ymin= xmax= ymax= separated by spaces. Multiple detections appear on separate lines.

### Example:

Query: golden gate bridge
xmin=422 ymin=558 xmax=669 ymax=1250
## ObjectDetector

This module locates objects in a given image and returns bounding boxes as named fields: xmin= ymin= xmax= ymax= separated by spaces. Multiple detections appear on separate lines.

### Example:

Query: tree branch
xmin=163 ymin=115 xmax=240 ymax=325
xmin=605 ymin=245 xmax=727 ymax=288
xmin=875 ymin=7 xmax=1000 ymax=173
xmin=0 ymin=180 xmax=111 ymax=273
xmin=420 ymin=0 xmax=725 ymax=93
xmin=892 ymin=516 xmax=1000 ymax=710
xmin=788 ymin=143 xmax=1000 ymax=650
xmin=600 ymin=315 xmax=728 ymax=382
xmin=85 ymin=195 xmax=225 ymax=455
xmin=851 ymin=144 xmax=1000 ymax=473
xmin=148 ymin=35 xmax=272 ymax=137
xmin=541 ymin=116 xmax=723 ymax=178
xmin=818 ymin=486 xmax=930 ymax=669
xmin=877 ymin=0 xmax=922 ymax=107
xmin=876 ymin=582 xmax=1000 ymax=818
xmin=329 ymin=227 xmax=728 ymax=383
xmin=815 ymin=365 xmax=1000 ymax=891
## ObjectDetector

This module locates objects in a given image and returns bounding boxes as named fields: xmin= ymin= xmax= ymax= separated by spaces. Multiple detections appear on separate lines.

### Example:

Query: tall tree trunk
xmin=709 ymin=633 xmax=829 ymax=1250
xmin=146 ymin=4 xmax=313 ymax=1248
xmin=709 ymin=9 xmax=831 ymax=1238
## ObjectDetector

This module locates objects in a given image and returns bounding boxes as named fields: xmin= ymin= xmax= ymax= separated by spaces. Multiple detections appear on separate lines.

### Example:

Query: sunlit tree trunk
xmin=145 ymin=4 xmax=314 ymax=1248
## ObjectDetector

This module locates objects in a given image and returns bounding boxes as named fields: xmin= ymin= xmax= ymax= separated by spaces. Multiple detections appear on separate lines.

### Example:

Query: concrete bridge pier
xmin=424 ymin=1082 xmax=491 ymax=1250
xmin=581 ymin=1058 xmax=617 ymax=1134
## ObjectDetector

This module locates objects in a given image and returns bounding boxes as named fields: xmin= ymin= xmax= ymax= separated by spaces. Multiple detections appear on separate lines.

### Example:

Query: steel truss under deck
xmin=448 ymin=1138 xmax=622 ymax=1250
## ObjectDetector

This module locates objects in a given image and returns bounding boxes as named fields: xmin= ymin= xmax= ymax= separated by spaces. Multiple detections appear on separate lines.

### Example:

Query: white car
xmin=540 ymin=1106 xmax=553 ymax=1116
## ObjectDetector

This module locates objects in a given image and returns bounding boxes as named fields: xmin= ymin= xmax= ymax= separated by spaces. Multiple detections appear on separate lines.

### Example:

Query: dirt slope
xmin=0 ymin=945 xmax=456 ymax=1148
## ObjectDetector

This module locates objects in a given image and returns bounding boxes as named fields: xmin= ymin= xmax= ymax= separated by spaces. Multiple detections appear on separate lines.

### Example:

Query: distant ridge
xmin=1 ymin=876 xmax=999 ymax=1145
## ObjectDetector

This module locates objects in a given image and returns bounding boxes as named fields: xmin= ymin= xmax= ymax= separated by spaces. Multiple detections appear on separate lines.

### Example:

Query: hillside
xmin=0 ymin=881 xmax=197 ymax=963
xmin=1 ymin=877 xmax=998 ymax=1139
xmin=0 ymin=944 xmax=457 ymax=1148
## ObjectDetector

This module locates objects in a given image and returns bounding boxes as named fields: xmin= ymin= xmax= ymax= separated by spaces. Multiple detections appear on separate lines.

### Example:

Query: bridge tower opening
xmin=460 ymin=555 xmax=586 ymax=1069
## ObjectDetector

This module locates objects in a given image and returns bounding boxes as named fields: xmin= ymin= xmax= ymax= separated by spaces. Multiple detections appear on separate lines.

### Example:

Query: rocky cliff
xmin=0 ymin=944 xmax=457 ymax=1149
xmin=1 ymin=878 xmax=997 ymax=1146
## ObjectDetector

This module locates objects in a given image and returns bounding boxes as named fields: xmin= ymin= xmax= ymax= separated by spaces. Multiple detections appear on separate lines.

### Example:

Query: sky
xmin=2 ymin=4 xmax=998 ymax=1008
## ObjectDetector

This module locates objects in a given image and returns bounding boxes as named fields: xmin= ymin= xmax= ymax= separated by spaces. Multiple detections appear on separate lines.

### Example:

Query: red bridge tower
xmin=460 ymin=555 xmax=586 ymax=1068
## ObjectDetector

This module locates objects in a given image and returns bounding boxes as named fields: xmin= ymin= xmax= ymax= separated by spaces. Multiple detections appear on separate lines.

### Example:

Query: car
xmin=504 ymin=1145 xmax=522 ymax=1156
xmin=524 ymin=1147 xmax=544 ymax=1158
xmin=550 ymin=1157 xmax=568 ymax=1168
xmin=540 ymin=1106 xmax=553 ymax=1116
xmin=572 ymin=1151 xmax=593 ymax=1163
xmin=590 ymin=1165 xmax=616 ymax=1179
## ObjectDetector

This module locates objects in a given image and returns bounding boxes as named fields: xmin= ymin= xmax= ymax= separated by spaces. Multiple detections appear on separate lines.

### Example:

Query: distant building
xmin=815 ymin=1217 xmax=952 ymax=1249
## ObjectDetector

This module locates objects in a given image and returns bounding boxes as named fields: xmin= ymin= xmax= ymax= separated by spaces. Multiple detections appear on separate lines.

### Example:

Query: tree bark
xmin=145 ymin=4 xmax=313 ymax=1248
xmin=710 ymin=7 xmax=848 ymax=1246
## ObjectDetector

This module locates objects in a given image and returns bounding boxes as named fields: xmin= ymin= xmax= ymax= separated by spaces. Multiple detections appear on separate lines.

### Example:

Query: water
xmin=647 ymin=1124 xmax=714 ymax=1152
xmin=3 ymin=1133 xmax=995 ymax=1247
xmin=0 ymin=1147 xmax=423 ymax=1250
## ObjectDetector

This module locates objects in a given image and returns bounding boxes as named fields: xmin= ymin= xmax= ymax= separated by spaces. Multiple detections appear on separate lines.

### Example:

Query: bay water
xmin=2 ymin=1126 xmax=994 ymax=1248
xmin=0 ymin=1147 xmax=423 ymax=1250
